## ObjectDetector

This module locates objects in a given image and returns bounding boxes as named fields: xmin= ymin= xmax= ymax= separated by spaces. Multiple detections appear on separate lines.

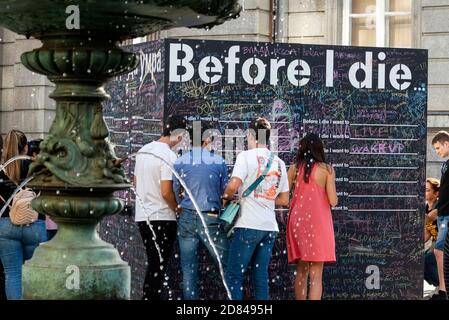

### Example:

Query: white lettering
xmin=169 ymin=43 xmax=194 ymax=82
xmin=242 ymin=57 xmax=266 ymax=85
xmin=167 ymin=44 xmax=412 ymax=91
xmin=378 ymin=52 xmax=386 ymax=89
xmin=224 ymin=46 xmax=240 ymax=84
xmin=365 ymin=265 xmax=380 ymax=290
xmin=287 ymin=59 xmax=310 ymax=87
xmin=349 ymin=52 xmax=373 ymax=89
xmin=198 ymin=56 xmax=223 ymax=84
xmin=390 ymin=63 xmax=412 ymax=90
xmin=270 ymin=58 xmax=286 ymax=86
xmin=326 ymin=50 xmax=334 ymax=87
xmin=65 ymin=5 xmax=80 ymax=30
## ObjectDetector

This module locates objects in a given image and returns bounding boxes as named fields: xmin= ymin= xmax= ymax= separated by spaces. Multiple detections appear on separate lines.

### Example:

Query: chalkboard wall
xmin=100 ymin=39 xmax=427 ymax=300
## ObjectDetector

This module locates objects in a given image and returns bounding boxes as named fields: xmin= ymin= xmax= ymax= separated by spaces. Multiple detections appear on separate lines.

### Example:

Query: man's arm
xmin=275 ymin=192 xmax=289 ymax=207
xmin=222 ymin=152 xmax=247 ymax=206
xmin=161 ymin=180 xmax=178 ymax=212
xmin=222 ymin=177 xmax=242 ymax=207
xmin=276 ymin=162 xmax=290 ymax=207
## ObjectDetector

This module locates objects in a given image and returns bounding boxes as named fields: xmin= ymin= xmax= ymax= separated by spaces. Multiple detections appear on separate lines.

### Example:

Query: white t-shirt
xmin=231 ymin=147 xmax=289 ymax=232
xmin=134 ymin=141 xmax=177 ymax=222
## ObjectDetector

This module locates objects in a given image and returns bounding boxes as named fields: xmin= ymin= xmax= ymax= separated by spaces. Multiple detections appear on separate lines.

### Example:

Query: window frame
xmin=342 ymin=0 xmax=412 ymax=47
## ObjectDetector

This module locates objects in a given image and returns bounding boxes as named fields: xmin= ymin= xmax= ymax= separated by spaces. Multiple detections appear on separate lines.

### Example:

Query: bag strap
xmin=0 ymin=194 xmax=12 ymax=218
xmin=0 ymin=194 xmax=9 ymax=206
xmin=242 ymin=152 xmax=275 ymax=198
xmin=0 ymin=185 xmax=24 ymax=217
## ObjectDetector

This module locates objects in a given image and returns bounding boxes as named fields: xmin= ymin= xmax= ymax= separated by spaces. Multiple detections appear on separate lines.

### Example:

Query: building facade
xmin=0 ymin=0 xmax=447 ymax=176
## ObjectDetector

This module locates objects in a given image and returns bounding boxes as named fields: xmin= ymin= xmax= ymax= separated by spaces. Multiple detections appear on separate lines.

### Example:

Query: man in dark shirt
xmin=429 ymin=131 xmax=449 ymax=300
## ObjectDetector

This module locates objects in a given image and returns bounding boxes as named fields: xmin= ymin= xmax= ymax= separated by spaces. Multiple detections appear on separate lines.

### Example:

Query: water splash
xmin=0 ymin=155 xmax=31 ymax=174
xmin=129 ymin=187 xmax=164 ymax=264
xmin=127 ymin=151 xmax=232 ymax=300
xmin=0 ymin=155 xmax=34 ymax=217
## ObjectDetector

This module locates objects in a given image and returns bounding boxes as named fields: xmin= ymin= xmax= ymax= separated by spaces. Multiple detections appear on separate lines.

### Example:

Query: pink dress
xmin=286 ymin=164 xmax=336 ymax=263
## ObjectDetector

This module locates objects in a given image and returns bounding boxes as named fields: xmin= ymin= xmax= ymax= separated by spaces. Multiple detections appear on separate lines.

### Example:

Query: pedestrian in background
xmin=424 ymin=178 xmax=440 ymax=289
xmin=428 ymin=131 xmax=449 ymax=300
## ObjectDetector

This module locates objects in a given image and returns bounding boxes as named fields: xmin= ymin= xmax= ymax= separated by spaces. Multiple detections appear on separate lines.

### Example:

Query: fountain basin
xmin=0 ymin=0 xmax=241 ymax=40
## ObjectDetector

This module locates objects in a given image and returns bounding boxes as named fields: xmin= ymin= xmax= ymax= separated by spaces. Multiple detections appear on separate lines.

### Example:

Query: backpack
xmin=10 ymin=188 xmax=39 ymax=225
xmin=0 ymin=188 xmax=38 ymax=225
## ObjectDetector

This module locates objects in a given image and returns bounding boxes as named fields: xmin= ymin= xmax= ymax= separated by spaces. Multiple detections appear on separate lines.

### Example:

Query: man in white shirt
xmin=134 ymin=114 xmax=186 ymax=300
xmin=222 ymin=118 xmax=289 ymax=300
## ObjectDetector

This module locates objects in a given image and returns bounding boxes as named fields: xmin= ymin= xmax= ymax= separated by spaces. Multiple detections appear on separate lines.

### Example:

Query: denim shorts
xmin=434 ymin=215 xmax=449 ymax=250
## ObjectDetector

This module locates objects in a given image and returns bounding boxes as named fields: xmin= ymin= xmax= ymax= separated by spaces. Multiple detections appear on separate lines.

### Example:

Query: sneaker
xmin=430 ymin=290 xmax=448 ymax=300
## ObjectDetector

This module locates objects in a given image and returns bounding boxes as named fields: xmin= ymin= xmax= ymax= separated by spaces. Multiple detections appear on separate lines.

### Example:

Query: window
xmin=342 ymin=0 xmax=412 ymax=48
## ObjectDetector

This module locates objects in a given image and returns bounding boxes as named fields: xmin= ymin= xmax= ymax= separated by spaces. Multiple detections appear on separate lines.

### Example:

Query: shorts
xmin=434 ymin=215 xmax=449 ymax=251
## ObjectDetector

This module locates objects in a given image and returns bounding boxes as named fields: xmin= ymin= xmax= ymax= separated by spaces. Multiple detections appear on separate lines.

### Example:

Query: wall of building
xmin=420 ymin=0 xmax=449 ymax=179
xmin=287 ymin=0 xmax=327 ymax=44
xmin=0 ymin=28 xmax=55 ymax=140
xmin=163 ymin=0 xmax=272 ymax=42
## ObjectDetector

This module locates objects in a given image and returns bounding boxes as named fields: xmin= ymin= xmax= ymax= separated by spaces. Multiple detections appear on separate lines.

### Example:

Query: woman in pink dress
xmin=286 ymin=133 xmax=338 ymax=300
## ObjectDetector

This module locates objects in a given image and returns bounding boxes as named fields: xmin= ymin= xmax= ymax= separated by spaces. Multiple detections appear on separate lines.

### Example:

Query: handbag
xmin=220 ymin=152 xmax=275 ymax=228
xmin=0 ymin=180 xmax=39 ymax=225
xmin=9 ymin=188 xmax=39 ymax=225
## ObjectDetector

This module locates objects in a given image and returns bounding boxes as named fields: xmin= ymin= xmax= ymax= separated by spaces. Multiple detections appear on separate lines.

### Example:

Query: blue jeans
xmin=0 ymin=218 xmax=47 ymax=300
xmin=178 ymin=209 xmax=229 ymax=300
xmin=226 ymin=228 xmax=277 ymax=300
xmin=435 ymin=215 xmax=449 ymax=251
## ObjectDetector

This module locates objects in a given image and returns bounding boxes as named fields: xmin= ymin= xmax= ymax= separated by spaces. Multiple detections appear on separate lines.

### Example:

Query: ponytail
xmin=3 ymin=130 xmax=27 ymax=183
xmin=0 ymin=135 xmax=3 ymax=162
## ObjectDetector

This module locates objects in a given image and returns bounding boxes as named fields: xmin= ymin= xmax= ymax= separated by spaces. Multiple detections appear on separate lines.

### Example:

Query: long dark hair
xmin=295 ymin=133 xmax=327 ymax=183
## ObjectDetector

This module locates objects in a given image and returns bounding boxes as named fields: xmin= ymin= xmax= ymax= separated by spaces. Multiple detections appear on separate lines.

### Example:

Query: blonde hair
xmin=2 ymin=130 xmax=27 ymax=183
xmin=426 ymin=178 xmax=440 ymax=193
